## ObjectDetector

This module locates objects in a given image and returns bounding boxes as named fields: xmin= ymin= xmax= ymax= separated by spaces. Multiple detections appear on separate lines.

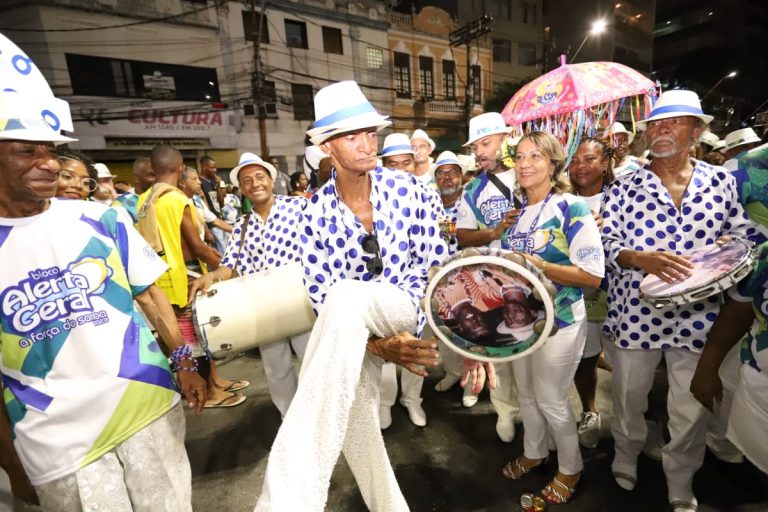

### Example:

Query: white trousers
xmin=512 ymin=319 xmax=587 ymax=475
xmin=380 ymin=362 xmax=423 ymax=407
xmin=256 ymin=280 xmax=416 ymax=512
xmin=705 ymin=343 xmax=743 ymax=461
xmin=611 ymin=347 xmax=709 ymax=503
xmin=260 ymin=330 xmax=311 ymax=418
xmin=491 ymin=361 xmax=519 ymax=423
xmin=728 ymin=364 xmax=768 ymax=474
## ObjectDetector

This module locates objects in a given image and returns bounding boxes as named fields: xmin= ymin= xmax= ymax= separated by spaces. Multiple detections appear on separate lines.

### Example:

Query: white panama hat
xmin=699 ymin=130 xmax=720 ymax=148
xmin=724 ymin=127 xmax=761 ymax=153
xmin=94 ymin=163 xmax=116 ymax=179
xmin=434 ymin=151 xmax=467 ymax=174
xmin=229 ymin=152 xmax=278 ymax=187
xmin=464 ymin=112 xmax=509 ymax=146
xmin=410 ymin=128 xmax=435 ymax=152
xmin=303 ymin=145 xmax=327 ymax=178
xmin=636 ymin=90 xmax=713 ymax=130
xmin=713 ymin=140 xmax=727 ymax=153
xmin=381 ymin=133 xmax=415 ymax=158
xmin=604 ymin=121 xmax=635 ymax=145
xmin=0 ymin=33 xmax=76 ymax=144
xmin=306 ymin=81 xmax=391 ymax=145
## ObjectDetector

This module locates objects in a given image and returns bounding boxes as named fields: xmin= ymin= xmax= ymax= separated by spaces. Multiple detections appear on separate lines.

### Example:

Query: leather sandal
xmin=541 ymin=474 xmax=580 ymax=505
xmin=501 ymin=456 xmax=547 ymax=480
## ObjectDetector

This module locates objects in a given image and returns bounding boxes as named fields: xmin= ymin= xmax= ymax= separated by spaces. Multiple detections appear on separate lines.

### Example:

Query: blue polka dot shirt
xmin=220 ymin=195 xmax=306 ymax=275
xmin=299 ymin=167 xmax=449 ymax=336
xmin=601 ymin=160 xmax=753 ymax=352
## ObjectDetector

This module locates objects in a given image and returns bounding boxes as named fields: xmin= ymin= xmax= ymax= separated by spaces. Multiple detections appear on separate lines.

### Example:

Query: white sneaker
xmin=462 ymin=386 xmax=478 ymax=408
xmin=379 ymin=406 xmax=392 ymax=430
xmin=434 ymin=374 xmax=461 ymax=392
xmin=401 ymin=401 xmax=427 ymax=427
xmin=642 ymin=419 xmax=664 ymax=462
xmin=578 ymin=411 xmax=601 ymax=449
xmin=496 ymin=418 xmax=515 ymax=443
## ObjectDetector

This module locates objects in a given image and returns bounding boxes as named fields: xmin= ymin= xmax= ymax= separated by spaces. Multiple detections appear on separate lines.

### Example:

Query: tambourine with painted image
xmin=423 ymin=247 xmax=559 ymax=363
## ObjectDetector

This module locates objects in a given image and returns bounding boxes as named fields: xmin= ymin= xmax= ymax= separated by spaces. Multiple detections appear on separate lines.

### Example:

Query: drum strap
xmin=232 ymin=214 xmax=251 ymax=275
xmin=486 ymin=172 xmax=522 ymax=209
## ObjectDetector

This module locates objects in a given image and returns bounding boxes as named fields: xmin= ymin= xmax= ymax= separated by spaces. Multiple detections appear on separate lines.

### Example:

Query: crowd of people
xmin=1 ymin=31 xmax=768 ymax=512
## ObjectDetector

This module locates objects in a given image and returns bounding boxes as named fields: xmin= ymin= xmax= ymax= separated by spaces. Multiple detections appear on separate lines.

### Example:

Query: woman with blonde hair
xmin=499 ymin=131 xmax=604 ymax=506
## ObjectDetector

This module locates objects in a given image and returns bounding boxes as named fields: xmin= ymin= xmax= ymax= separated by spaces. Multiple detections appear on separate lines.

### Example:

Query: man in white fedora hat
xmin=722 ymin=127 xmax=762 ymax=170
xmin=601 ymin=89 xmax=752 ymax=512
xmin=0 ymin=33 xmax=206 ymax=510
xmin=456 ymin=111 xmax=520 ymax=443
xmin=188 ymin=152 xmax=310 ymax=418
xmin=256 ymin=81 xmax=465 ymax=512
xmin=604 ymin=121 xmax=646 ymax=179
xmin=410 ymin=128 xmax=436 ymax=187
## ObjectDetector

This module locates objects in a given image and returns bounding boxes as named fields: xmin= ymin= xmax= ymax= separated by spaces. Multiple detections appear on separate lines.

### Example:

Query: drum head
xmin=639 ymin=240 xmax=752 ymax=302
xmin=425 ymin=249 xmax=555 ymax=363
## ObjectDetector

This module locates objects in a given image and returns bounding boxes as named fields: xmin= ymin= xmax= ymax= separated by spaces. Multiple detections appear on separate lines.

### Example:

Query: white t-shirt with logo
xmin=0 ymin=199 xmax=175 ymax=485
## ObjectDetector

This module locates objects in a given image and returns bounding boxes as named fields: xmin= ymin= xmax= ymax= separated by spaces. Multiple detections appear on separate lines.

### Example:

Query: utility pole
xmin=449 ymin=15 xmax=492 ymax=129
xmin=250 ymin=0 xmax=268 ymax=158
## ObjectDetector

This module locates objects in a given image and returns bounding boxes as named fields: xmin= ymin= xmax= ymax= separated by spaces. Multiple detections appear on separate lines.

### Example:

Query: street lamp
xmin=701 ymin=70 xmax=737 ymax=100
xmin=571 ymin=20 xmax=607 ymax=62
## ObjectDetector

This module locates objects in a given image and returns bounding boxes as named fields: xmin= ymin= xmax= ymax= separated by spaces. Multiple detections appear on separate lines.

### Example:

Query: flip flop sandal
xmin=542 ymin=476 xmax=579 ymax=505
xmin=203 ymin=394 xmax=247 ymax=409
xmin=220 ymin=380 xmax=250 ymax=393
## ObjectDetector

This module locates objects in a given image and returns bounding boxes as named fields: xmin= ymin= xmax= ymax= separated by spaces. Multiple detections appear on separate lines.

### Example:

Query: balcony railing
xmin=427 ymin=100 xmax=464 ymax=114
xmin=389 ymin=11 xmax=412 ymax=26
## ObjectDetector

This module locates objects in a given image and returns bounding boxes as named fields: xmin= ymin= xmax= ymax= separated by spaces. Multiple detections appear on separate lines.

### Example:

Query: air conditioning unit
xmin=260 ymin=102 xmax=278 ymax=118
xmin=243 ymin=104 xmax=256 ymax=116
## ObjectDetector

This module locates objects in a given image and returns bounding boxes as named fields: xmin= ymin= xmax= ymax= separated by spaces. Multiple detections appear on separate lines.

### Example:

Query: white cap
xmin=724 ymin=127 xmax=761 ymax=153
xmin=604 ymin=122 xmax=635 ymax=145
xmin=434 ymin=151 xmax=466 ymax=174
xmin=410 ymin=128 xmax=435 ymax=152
xmin=381 ymin=133 xmax=414 ymax=157
xmin=464 ymin=112 xmax=508 ymax=146
xmin=94 ymin=163 xmax=116 ymax=179
xmin=229 ymin=152 xmax=278 ymax=187
xmin=306 ymin=81 xmax=391 ymax=145
xmin=636 ymin=90 xmax=713 ymax=129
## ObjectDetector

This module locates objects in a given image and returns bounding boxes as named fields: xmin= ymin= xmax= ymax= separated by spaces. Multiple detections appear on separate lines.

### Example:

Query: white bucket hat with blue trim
xmin=434 ymin=150 xmax=467 ymax=174
xmin=229 ymin=152 xmax=278 ymax=187
xmin=636 ymin=90 xmax=713 ymax=130
xmin=464 ymin=112 xmax=509 ymax=146
xmin=381 ymin=133 xmax=414 ymax=158
xmin=306 ymin=81 xmax=391 ymax=145
xmin=0 ymin=33 xmax=76 ymax=144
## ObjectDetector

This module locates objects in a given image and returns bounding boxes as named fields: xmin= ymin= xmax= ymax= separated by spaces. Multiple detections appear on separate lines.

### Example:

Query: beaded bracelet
xmin=169 ymin=345 xmax=199 ymax=373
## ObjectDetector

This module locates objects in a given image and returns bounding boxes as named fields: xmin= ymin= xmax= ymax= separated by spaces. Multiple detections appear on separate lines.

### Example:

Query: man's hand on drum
xmin=631 ymin=250 xmax=693 ymax=283
xmin=367 ymin=332 xmax=440 ymax=376
xmin=461 ymin=359 xmax=497 ymax=394
xmin=187 ymin=267 xmax=235 ymax=304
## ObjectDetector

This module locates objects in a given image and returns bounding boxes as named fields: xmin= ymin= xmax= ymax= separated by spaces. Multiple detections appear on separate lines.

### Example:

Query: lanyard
xmin=507 ymin=192 xmax=553 ymax=254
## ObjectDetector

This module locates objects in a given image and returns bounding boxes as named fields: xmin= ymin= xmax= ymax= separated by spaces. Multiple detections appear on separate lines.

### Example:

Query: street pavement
xmin=187 ymin=351 xmax=768 ymax=512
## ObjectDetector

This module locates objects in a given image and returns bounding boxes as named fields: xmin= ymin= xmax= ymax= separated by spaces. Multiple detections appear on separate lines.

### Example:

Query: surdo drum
xmin=193 ymin=262 xmax=316 ymax=356
xmin=424 ymin=247 xmax=558 ymax=363
xmin=639 ymin=239 xmax=755 ymax=308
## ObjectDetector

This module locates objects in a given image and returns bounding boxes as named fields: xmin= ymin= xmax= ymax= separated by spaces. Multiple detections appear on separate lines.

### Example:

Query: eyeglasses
xmin=435 ymin=168 xmax=462 ymax=179
xmin=59 ymin=171 xmax=98 ymax=192
xmin=361 ymin=233 xmax=383 ymax=276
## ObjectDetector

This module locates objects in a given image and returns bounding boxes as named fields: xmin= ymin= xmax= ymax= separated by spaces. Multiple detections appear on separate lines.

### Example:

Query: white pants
xmin=256 ymin=280 xmax=416 ymax=512
xmin=491 ymin=361 xmax=519 ymax=423
xmin=611 ymin=347 xmax=709 ymax=503
xmin=705 ymin=343 xmax=743 ymax=461
xmin=260 ymin=330 xmax=311 ymax=418
xmin=728 ymin=364 xmax=768 ymax=474
xmin=513 ymin=319 xmax=587 ymax=475
xmin=380 ymin=363 xmax=423 ymax=407
xmin=35 ymin=404 xmax=191 ymax=512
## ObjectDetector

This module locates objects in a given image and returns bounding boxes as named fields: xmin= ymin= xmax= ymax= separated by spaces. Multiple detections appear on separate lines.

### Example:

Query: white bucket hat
xmin=699 ymin=130 xmax=720 ymax=148
xmin=434 ymin=151 xmax=467 ymax=174
xmin=464 ymin=112 xmax=509 ymax=146
xmin=0 ymin=34 xmax=76 ymax=144
xmin=229 ymin=152 xmax=278 ymax=187
xmin=724 ymin=127 xmax=761 ymax=153
xmin=306 ymin=81 xmax=391 ymax=145
xmin=604 ymin=121 xmax=635 ymax=145
xmin=410 ymin=128 xmax=435 ymax=152
xmin=636 ymin=90 xmax=713 ymax=129
xmin=94 ymin=163 xmax=116 ymax=179
xmin=381 ymin=133 xmax=414 ymax=158
xmin=303 ymin=145 xmax=327 ymax=178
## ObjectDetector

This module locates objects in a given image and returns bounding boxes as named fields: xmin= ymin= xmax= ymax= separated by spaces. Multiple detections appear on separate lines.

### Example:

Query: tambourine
xmin=639 ymin=239 xmax=755 ymax=308
xmin=423 ymin=247 xmax=558 ymax=363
